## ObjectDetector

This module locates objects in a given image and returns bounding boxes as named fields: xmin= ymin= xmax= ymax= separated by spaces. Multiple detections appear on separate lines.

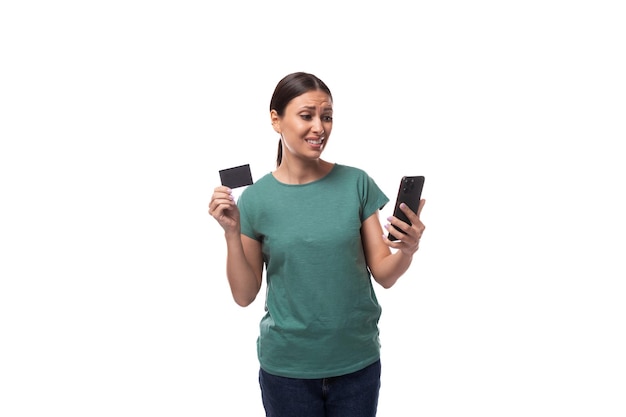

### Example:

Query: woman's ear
xmin=270 ymin=110 xmax=281 ymax=133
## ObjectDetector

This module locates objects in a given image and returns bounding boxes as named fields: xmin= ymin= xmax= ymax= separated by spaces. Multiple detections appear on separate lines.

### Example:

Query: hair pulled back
xmin=270 ymin=72 xmax=333 ymax=167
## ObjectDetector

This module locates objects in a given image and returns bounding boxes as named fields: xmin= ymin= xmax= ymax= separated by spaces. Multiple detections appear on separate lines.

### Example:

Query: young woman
xmin=208 ymin=72 xmax=426 ymax=417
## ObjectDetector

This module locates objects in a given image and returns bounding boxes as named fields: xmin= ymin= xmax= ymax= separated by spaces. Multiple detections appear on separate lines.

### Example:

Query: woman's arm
xmin=224 ymin=232 xmax=263 ymax=306
xmin=361 ymin=200 xmax=426 ymax=288
xmin=209 ymin=186 xmax=264 ymax=306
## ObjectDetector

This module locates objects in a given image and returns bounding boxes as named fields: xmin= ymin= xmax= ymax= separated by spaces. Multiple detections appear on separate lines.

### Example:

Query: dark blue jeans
xmin=258 ymin=359 xmax=381 ymax=417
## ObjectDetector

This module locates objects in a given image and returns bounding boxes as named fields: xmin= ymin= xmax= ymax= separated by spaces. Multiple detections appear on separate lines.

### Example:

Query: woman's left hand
xmin=383 ymin=199 xmax=426 ymax=256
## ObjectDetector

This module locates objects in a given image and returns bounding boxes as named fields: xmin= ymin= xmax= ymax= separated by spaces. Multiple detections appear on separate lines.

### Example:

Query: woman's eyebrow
xmin=300 ymin=105 xmax=333 ymax=111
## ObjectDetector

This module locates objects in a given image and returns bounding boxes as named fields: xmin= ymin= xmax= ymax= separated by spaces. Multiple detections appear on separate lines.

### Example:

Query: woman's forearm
xmin=371 ymin=250 xmax=413 ymax=289
xmin=224 ymin=232 xmax=262 ymax=307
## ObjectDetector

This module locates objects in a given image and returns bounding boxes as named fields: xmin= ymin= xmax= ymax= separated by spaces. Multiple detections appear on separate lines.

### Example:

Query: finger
xmin=210 ymin=187 xmax=235 ymax=205
xmin=214 ymin=186 xmax=232 ymax=194
xmin=210 ymin=201 xmax=236 ymax=219
xmin=398 ymin=203 xmax=419 ymax=224
xmin=384 ymin=219 xmax=411 ymax=240
xmin=414 ymin=220 xmax=426 ymax=240
xmin=212 ymin=188 xmax=234 ymax=202
xmin=209 ymin=195 xmax=235 ymax=215
xmin=416 ymin=199 xmax=426 ymax=217
xmin=210 ymin=187 xmax=233 ymax=206
xmin=381 ymin=230 xmax=402 ymax=246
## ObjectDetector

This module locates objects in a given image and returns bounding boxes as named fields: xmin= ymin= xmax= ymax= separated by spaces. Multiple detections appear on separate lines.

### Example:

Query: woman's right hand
xmin=208 ymin=186 xmax=240 ymax=234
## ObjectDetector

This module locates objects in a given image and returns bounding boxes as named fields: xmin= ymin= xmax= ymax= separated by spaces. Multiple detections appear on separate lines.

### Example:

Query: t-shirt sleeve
xmin=360 ymin=172 xmax=389 ymax=222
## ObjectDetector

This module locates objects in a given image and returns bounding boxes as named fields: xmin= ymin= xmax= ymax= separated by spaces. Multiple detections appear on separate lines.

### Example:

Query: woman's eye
xmin=300 ymin=114 xmax=312 ymax=120
xmin=322 ymin=115 xmax=333 ymax=122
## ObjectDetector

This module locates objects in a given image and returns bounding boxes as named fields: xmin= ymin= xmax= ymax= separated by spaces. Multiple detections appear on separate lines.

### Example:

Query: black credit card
xmin=219 ymin=164 xmax=254 ymax=188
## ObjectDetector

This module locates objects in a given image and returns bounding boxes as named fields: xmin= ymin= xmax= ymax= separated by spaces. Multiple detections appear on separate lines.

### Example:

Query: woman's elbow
xmin=372 ymin=273 xmax=399 ymax=289
xmin=379 ymin=281 xmax=395 ymax=289
xmin=232 ymin=293 xmax=256 ymax=307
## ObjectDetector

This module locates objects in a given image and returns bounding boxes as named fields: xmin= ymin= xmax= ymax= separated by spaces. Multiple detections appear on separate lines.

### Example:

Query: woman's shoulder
xmin=333 ymin=163 xmax=371 ymax=179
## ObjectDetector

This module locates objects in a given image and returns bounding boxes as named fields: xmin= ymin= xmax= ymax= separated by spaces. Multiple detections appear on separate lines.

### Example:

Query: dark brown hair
xmin=269 ymin=72 xmax=333 ymax=167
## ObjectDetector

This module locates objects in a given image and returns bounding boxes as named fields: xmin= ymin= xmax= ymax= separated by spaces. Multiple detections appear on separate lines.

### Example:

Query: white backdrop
xmin=1 ymin=1 xmax=625 ymax=416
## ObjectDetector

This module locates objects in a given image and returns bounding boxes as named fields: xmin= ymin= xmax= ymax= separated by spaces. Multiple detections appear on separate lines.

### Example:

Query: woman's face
xmin=271 ymin=90 xmax=333 ymax=161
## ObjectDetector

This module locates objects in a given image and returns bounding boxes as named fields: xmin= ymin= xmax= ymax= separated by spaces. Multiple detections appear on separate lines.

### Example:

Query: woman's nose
xmin=312 ymin=117 xmax=324 ymax=133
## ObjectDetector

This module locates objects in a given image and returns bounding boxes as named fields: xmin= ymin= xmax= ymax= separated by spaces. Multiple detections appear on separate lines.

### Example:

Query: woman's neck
xmin=273 ymin=159 xmax=333 ymax=185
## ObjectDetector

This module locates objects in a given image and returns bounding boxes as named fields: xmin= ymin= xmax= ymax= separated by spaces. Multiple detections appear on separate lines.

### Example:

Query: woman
xmin=208 ymin=72 xmax=426 ymax=417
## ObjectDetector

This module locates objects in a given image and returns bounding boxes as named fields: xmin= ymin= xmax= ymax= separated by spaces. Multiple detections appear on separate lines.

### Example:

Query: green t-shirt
xmin=238 ymin=164 xmax=389 ymax=378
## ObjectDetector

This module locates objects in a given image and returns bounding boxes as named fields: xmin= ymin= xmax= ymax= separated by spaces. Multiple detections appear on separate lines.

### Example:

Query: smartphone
xmin=387 ymin=176 xmax=425 ymax=241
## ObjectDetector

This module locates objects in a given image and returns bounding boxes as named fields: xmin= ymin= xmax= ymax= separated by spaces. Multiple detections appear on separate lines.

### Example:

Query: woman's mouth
xmin=306 ymin=137 xmax=325 ymax=145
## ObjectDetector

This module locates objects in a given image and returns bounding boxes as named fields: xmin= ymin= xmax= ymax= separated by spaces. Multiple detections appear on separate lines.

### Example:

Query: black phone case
xmin=388 ymin=176 xmax=425 ymax=241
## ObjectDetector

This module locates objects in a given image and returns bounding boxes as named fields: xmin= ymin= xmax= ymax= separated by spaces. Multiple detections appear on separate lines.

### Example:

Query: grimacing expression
xmin=272 ymin=90 xmax=333 ymax=160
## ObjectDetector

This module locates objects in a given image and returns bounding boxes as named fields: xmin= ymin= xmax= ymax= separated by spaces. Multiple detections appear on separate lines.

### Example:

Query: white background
xmin=1 ymin=1 xmax=625 ymax=416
